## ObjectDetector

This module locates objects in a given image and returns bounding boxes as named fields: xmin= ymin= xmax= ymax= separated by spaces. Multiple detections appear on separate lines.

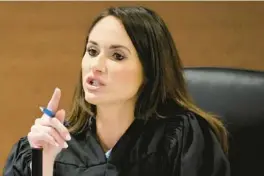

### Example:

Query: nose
xmin=90 ymin=55 xmax=106 ymax=73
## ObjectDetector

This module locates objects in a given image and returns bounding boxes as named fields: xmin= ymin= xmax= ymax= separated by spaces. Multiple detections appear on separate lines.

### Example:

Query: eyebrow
xmin=88 ymin=40 xmax=131 ymax=54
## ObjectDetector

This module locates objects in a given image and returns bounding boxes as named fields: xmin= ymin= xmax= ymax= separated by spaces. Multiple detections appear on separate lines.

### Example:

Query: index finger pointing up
xmin=47 ymin=88 xmax=61 ymax=112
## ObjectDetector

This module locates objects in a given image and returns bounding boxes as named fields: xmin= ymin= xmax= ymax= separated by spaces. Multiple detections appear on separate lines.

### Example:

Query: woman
xmin=4 ymin=6 xmax=230 ymax=176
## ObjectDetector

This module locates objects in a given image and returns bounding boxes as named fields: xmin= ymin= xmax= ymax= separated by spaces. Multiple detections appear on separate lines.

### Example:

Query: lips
xmin=86 ymin=76 xmax=105 ymax=90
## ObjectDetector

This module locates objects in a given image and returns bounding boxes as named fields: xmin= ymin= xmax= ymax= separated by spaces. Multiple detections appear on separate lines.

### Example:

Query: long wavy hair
xmin=66 ymin=6 xmax=228 ymax=154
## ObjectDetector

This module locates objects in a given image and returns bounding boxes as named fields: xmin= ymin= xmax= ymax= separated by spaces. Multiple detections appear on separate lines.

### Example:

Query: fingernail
xmin=64 ymin=142 xmax=68 ymax=148
xmin=65 ymin=134 xmax=71 ymax=141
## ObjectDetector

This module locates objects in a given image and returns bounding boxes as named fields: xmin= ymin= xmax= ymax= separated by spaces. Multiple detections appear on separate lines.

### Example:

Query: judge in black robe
xmin=3 ymin=6 xmax=230 ymax=176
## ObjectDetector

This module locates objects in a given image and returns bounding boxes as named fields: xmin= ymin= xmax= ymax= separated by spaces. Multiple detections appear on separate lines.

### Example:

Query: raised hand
xmin=27 ymin=88 xmax=71 ymax=160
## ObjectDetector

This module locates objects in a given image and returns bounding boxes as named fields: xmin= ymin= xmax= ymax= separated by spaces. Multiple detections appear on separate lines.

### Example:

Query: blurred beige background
xmin=1 ymin=1 xmax=264 ymax=171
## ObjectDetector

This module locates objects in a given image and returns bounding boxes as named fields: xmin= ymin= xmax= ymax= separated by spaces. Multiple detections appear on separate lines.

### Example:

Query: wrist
xmin=43 ymin=155 xmax=55 ymax=176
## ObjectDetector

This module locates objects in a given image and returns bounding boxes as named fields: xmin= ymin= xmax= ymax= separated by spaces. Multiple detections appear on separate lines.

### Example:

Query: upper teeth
xmin=92 ymin=80 xmax=99 ymax=86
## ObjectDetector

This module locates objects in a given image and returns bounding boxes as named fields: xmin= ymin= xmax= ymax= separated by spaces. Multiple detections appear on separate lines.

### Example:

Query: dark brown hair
xmin=66 ymin=6 xmax=228 ymax=154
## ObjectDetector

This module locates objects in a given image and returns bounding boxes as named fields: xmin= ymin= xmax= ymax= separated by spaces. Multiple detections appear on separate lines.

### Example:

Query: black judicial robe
xmin=3 ymin=111 xmax=230 ymax=176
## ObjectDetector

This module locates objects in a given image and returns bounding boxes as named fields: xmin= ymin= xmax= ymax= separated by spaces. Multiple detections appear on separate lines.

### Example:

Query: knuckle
xmin=51 ymin=117 xmax=59 ymax=125
xmin=47 ymin=127 xmax=55 ymax=134
xmin=30 ymin=125 xmax=35 ymax=132
xmin=41 ymin=116 xmax=50 ymax=123
xmin=27 ymin=132 xmax=38 ymax=144
xmin=51 ymin=119 xmax=63 ymax=132
xmin=34 ymin=118 xmax=40 ymax=124
xmin=31 ymin=124 xmax=41 ymax=132
xmin=43 ymin=132 xmax=51 ymax=140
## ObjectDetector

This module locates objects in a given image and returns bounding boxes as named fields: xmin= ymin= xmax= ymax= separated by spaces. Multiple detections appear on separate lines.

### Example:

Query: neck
xmin=95 ymin=101 xmax=135 ymax=152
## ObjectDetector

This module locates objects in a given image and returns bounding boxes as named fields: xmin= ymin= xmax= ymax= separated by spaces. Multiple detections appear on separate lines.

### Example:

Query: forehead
xmin=88 ymin=16 xmax=132 ymax=46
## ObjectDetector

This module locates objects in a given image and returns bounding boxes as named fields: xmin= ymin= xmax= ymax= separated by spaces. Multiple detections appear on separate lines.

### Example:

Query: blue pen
xmin=39 ymin=106 xmax=55 ymax=118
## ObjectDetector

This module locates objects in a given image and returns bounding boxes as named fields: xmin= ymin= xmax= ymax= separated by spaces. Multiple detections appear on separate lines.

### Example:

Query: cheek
xmin=113 ymin=66 xmax=143 ymax=89
xmin=81 ymin=55 xmax=90 ymax=71
xmin=81 ymin=56 xmax=91 ymax=77
xmin=81 ymin=60 xmax=91 ymax=88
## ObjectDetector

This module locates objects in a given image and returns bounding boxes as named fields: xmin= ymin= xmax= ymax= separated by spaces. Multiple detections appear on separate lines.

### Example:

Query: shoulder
xmin=155 ymin=112 xmax=230 ymax=175
xmin=159 ymin=109 xmax=210 ymax=137
xmin=153 ymin=110 xmax=219 ymax=152
xmin=3 ymin=136 xmax=31 ymax=175
xmin=6 ymin=136 xmax=31 ymax=158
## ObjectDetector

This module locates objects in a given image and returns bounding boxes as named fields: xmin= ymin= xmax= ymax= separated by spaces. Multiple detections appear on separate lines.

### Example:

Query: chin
xmin=84 ymin=91 xmax=113 ymax=106
xmin=84 ymin=92 xmax=101 ymax=105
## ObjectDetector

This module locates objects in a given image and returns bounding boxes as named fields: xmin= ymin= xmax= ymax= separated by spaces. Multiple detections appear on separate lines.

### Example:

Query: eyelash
xmin=86 ymin=47 xmax=127 ymax=61
xmin=87 ymin=48 xmax=98 ymax=57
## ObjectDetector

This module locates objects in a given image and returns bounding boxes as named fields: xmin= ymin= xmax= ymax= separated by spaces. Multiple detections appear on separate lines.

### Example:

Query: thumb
xmin=55 ymin=109 xmax=66 ymax=124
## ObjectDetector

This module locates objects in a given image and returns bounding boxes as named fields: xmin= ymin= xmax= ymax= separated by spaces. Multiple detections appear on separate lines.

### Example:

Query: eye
xmin=112 ymin=52 xmax=126 ymax=61
xmin=87 ymin=47 xmax=99 ymax=57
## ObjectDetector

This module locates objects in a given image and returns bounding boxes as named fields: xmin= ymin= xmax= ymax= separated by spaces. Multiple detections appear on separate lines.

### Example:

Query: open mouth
xmin=87 ymin=77 xmax=105 ymax=87
xmin=89 ymin=79 xmax=101 ymax=86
